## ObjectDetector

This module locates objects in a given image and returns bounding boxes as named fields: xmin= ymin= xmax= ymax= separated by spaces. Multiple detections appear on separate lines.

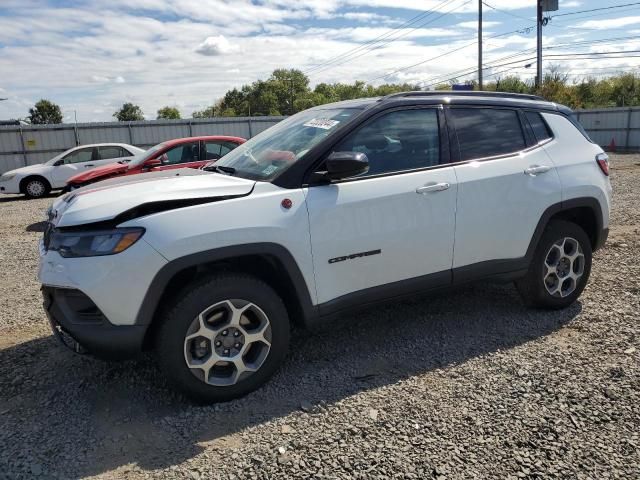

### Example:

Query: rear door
xmin=203 ymin=140 xmax=239 ymax=162
xmin=447 ymin=106 xmax=562 ymax=279
xmin=305 ymin=106 xmax=458 ymax=306
xmin=97 ymin=145 xmax=134 ymax=167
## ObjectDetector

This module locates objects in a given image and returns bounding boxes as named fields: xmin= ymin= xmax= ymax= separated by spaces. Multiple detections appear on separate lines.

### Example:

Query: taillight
xmin=596 ymin=153 xmax=609 ymax=176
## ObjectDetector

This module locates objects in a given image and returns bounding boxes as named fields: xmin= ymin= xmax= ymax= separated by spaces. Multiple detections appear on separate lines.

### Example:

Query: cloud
xmin=195 ymin=35 xmax=236 ymax=56
xmin=0 ymin=0 xmax=620 ymax=123
xmin=343 ymin=12 xmax=394 ymax=23
xmin=458 ymin=21 xmax=501 ymax=29
xmin=578 ymin=16 xmax=640 ymax=30
xmin=91 ymin=75 xmax=126 ymax=84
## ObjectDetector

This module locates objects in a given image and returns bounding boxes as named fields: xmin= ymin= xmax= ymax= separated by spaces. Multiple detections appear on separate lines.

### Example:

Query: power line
xmin=364 ymin=2 xmax=640 ymax=87
xmin=552 ymin=2 xmax=640 ymax=17
xmin=369 ymin=24 xmax=535 ymax=83
xmin=303 ymin=0 xmax=461 ymax=75
xmin=307 ymin=0 xmax=472 ymax=77
xmin=549 ymin=5 xmax=640 ymax=24
xmin=302 ymin=7 xmax=444 ymax=74
xmin=481 ymin=1 xmax=532 ymax=21
xmin=419 ymin=50 xmax=640 ymax=87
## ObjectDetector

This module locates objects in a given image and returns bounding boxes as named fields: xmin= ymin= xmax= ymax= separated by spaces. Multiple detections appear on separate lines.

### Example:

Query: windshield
xmin=127 ymin=143 xmax=166 ymax=168
xmin=214 ymin=107 xmax=361 ymax=180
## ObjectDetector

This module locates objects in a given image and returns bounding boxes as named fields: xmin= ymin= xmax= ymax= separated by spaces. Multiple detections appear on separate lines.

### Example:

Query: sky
xmin=0 ymin=0 xmax=638 ymax=122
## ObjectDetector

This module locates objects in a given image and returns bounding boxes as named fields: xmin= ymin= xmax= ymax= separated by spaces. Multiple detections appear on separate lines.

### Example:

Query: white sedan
xmin=0 ymin=143 xmax=145 ymax=198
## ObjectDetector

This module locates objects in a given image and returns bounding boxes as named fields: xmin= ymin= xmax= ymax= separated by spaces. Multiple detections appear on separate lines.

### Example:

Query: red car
xmin=65 ymin=135 xmax=245 ymax=189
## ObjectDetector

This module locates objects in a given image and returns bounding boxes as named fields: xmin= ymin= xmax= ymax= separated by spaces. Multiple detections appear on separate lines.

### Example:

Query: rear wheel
xmin=155 ymin=274 xmax=290 ymax=403
xmin=23 ymin=177 xmax=50 ymax=199
xmin=516 ymin=220 xmax=592 ymax=309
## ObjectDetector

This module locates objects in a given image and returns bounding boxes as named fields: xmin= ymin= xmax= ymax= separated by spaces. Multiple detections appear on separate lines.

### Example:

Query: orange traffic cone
xmin=609 ymin=138 xmax=616 ymax=153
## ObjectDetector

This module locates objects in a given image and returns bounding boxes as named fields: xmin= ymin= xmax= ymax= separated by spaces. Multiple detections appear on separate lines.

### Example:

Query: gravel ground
xmin=0 ymin=154 xmax=638 ymax=479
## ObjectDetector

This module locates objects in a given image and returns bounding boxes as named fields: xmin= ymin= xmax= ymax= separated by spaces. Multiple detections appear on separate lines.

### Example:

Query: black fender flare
xmin=525 ymin=196 xmax=606 ymax=260
xmin=135 ymin=242 xmax=318 ymax=328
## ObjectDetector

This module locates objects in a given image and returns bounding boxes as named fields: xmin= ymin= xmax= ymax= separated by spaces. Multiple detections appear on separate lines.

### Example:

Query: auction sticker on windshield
xmin=303 ymin=118 xmax=340 ymax=130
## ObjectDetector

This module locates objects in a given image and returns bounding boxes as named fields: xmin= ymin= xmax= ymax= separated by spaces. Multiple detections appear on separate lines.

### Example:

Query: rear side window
xmin=525 ymin=111 xmax=553 ymax=143
xmin=99 ymin=146 xmax=127 ymax=160
xmin=450 ymin=108 xmax=526 ymax=161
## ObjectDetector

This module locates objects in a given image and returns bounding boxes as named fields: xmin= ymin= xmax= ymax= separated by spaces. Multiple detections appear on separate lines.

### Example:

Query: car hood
xmin=68 ymin=162 xmax=129 ymax=184
xmin=50 ymin=170 xmax=256 ymax=227
xmin=3 ymin=164 xmax=47 ymax=176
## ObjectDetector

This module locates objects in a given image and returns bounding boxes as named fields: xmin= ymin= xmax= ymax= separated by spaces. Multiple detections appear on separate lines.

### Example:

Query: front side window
xmin=214 ymin=107 xmax=362 ymax=180
xmin=99 ymin=146 xmax=126 ymax=160
xmin=331 ymin=108 xmax=440 ymax=177
xmin=450 ymin=108 xmax=526 ymax=161
xmin=63 ymin=148 xmax=95 ymax=164
xmin=163 ymin=142 xmax=200 ymax=165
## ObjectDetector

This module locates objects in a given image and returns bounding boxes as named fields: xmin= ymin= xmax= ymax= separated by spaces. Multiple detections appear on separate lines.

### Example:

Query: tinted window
xmin=450 ymin=108 xmax=526 ymax=161
xmin=99 ymin=146 xmax=126 ymax=160
xmin=163 ymin=142 xmax=200 ymax=165
xmin=526 ymin=112 xmax=552 ymax=143
xmin=204 ymin=142 xmax=222 ymax=160
xmin=63 ymin=148 xmax=95 ymax=164
xmin=333 ymin=109 xmax=440 ymax=177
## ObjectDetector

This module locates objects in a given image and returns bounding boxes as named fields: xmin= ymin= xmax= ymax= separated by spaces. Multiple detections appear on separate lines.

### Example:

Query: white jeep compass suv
xmin=39 ymin=92 xmax=612 ymax=402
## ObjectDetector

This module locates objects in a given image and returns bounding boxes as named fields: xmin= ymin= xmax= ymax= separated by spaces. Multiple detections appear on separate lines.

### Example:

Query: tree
xmin=113 ymin=103 xmax=144 ymax=121
xmin=192 ymin=105 xmax=216 ymax=118
xmin=28 ymin=99 xmax=63 ymax=124
xmin=157 ymin=106 xmax=181 ymax=120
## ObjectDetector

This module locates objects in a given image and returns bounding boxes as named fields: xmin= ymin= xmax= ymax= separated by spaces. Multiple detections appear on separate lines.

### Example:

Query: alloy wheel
xmin=183 ymin=299 xmax=272 ymax=386
xmin=543 ymin=237 xmax=585 ymax=298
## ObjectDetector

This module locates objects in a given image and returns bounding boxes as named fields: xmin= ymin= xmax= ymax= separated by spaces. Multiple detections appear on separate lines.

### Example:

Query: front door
xmin=153 ymin=141 xmax=203 ymax=171
xmin=305 ymin=107 xmax=458 ymax=306
xmin=51 ymin=146 xmax=98 ymax=187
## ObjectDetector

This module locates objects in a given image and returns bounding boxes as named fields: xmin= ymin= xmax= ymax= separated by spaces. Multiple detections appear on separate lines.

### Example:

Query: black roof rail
xmin=381 ymin=90 xmax=545 ymax=102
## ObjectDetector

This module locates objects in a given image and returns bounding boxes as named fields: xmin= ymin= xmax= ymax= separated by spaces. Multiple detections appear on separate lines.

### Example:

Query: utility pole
xmin=536 ymin=0 xmax=543 ymax=89
xmin=478 ymin=0 xmax=483 ymax=90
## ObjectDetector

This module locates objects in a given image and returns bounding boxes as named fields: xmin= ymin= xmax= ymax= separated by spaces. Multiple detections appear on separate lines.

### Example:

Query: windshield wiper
xmin=210 ymin=165 xmax=236 ymax=175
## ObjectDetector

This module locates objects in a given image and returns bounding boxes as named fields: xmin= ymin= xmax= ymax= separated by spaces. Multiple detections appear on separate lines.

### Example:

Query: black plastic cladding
xmin=272 ymin=93 xmax=565 ymax=189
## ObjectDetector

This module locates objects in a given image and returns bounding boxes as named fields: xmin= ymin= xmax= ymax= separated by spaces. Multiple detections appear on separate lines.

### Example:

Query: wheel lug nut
xmin=222 ymin=330 xmax=228 ymax=336
xmin=215 ymin=341 xmax=221 ymax=347
xmin=224 ymin=349 xmax=229 ymax=355
xmin=234 ymin=331 xmax=240 ymax=337
xmin=235 ymin=343 xmax=240 ymax=348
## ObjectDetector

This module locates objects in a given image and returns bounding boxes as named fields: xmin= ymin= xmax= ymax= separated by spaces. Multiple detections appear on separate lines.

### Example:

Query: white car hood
xmin=4 ymin=164 xmax=48 ymax=176
xmin=50 ymin=171 xmax=255 ymax=227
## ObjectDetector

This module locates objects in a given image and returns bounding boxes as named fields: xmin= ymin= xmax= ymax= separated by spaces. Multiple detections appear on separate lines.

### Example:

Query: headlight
xmin=0 ymin=173 xmax=16 ymax=182
xmin=47 ymin=227 xmax=145 ymax=257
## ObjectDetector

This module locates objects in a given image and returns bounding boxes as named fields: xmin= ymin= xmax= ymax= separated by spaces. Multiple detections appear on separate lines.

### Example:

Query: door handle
xmin=416 ymin=182 xmax=450 ymax=194
xmin=524 ymin=165 xmax=551 ymax=176
xmin=84 ymin=164 xmax=94 ymax=168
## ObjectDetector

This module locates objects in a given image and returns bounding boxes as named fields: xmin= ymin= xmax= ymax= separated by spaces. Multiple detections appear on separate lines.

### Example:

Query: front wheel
xmin=155 ymin=274 xmax=290 ymax=403
xmin=23 ymin=178 xmax=50 ymax=198
xmin=516 ymin=220 xmax=592 ymax=309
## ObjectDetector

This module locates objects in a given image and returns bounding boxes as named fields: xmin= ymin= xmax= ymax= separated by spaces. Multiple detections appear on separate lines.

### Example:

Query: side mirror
xmin=145 ymin=157 xmax=163 ymax=169
xmin=54 ymin=159 xmax=64 ymax=166
xmin=325 ymin=151 xmax=369 ymax=180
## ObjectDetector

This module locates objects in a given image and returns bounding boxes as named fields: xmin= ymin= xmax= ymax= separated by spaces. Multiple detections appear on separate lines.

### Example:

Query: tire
xmin=516 ymin=220 xmax=592 ymax=309
xmin=23 ymin=177 xmax=50 ymax=199
xmin=155 ymin=273 xmax=290 ymax=403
